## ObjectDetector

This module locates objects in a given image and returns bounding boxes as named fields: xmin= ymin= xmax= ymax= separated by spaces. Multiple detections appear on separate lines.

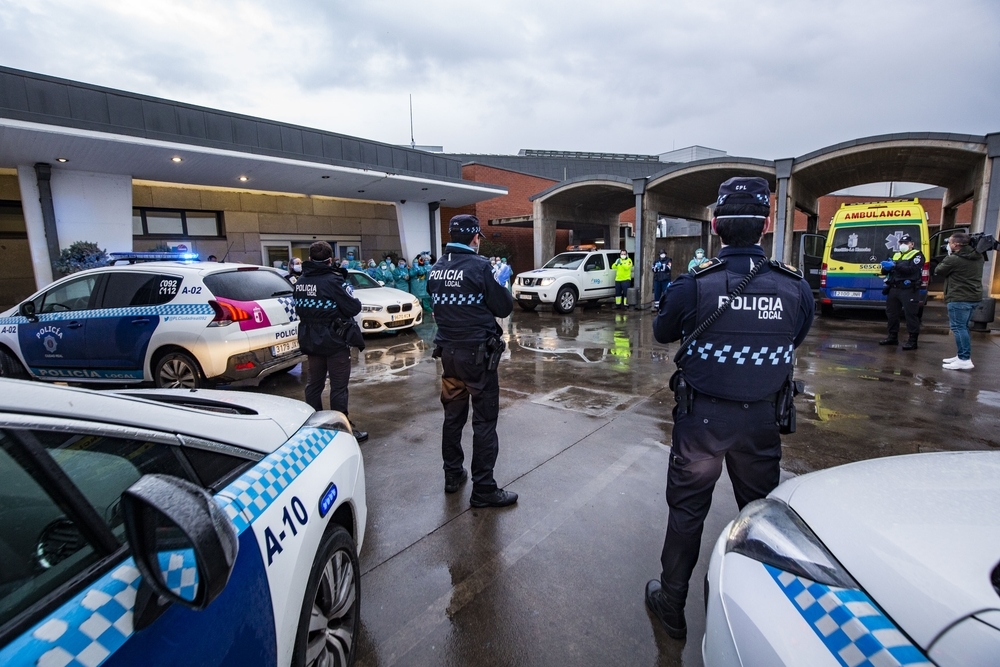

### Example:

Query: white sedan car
xmin=704 ymin=451 xmax=1000 ymax=667
xmin=0 ymin=379 xmax=366 ymax=667
xmin=345 ymin=271 xmax=422 ymax=334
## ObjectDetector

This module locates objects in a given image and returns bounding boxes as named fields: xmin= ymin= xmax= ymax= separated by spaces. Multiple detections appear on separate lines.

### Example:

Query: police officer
xmin=428 ymin=215 xmax=517 ymax=508
xmin=293 ymin=241 xmax=368 ymax=443
xmin=652 ymin=251 xmax=672 ymax=303
xmin=879 ymin=233 xmax=924 ymax=350
xmin=645 ymin=177 xmax=813 ymax=639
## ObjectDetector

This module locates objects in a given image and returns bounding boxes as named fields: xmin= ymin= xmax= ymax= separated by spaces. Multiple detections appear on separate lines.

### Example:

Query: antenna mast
xmin=409 ymin=94 xmax=415 ymax=149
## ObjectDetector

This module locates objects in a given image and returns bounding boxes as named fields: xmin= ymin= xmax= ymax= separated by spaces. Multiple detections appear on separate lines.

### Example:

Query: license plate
xmin=271 ymin=340 xmax=299 ymax=356
xmin=390 ymin=313 xmax=407 ymax=322
xmin=832 ymin=290 xmax=864 ymax=298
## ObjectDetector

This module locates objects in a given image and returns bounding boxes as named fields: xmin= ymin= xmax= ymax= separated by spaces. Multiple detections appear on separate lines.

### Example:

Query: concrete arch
xmin=529 ymin=175 xmax=637 ymax=267
xmin=771 ymin=132 xmax=997 ymax=265
xmin=644 ymin=157 xmax=777 ymax=222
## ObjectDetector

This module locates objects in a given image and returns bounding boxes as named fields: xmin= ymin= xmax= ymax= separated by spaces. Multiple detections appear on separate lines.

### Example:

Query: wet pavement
xmin=250 ymin=302 xmax=1000 ymax=666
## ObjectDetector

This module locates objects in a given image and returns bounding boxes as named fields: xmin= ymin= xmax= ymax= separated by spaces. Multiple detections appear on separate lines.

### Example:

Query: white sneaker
xmin=942 ymin=359 xmax=974 ymax=370
xmin=942 ymin=356 xmax=959 ymax=364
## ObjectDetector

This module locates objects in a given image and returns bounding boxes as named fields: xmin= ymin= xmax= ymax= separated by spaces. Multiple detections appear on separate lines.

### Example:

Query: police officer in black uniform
xmin=293 ymin=241 xmax=368 ymax=442
xmin=645 ymin=177 xmax=814 ymax=639
xmin=428 ymin=215 xmax=517 ymax=507
xmin=879 ymin=233 xmax=924 ymax=350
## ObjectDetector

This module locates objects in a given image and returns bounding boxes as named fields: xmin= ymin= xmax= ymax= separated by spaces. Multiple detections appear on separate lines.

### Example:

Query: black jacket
xmin=428 ymin=245 xmax=514 ymax=346
xmin=293 ymin=260 xmax=362 ymax=355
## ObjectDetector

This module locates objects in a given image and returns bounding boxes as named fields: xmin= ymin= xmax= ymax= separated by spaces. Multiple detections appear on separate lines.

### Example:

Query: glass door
xmin=261 ymin=242 xmax=292 ymax=270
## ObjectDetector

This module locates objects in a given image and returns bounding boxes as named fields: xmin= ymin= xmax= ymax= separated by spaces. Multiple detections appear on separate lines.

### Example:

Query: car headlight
xmin=539 ymin=278 xmax=555 ymax=286
xmin=362 ymin=305 xmax=383 ymax=312
xmin=726 ymin=498 xmax=858 ymax=589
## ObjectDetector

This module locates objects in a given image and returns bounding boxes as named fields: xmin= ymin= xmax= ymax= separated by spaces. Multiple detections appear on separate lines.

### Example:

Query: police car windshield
xmin=543 ymin=253 xmax=588 ymax=270
xmin=347 ymin=272 xmax=381 ymax=289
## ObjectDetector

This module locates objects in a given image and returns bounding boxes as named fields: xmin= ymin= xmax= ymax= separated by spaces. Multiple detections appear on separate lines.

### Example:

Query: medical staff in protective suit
xmin=345 ymin=252 xmax=363 ymax=271
xmin=410 ymin=255 xmax=432 ymax=311
xmin=375 ymin=261 xmax=395 ymax=286
xmin=687 ymin=248 xmax=706 ymax=272
xmin=393 ymin=260 xmax=411 ymax=292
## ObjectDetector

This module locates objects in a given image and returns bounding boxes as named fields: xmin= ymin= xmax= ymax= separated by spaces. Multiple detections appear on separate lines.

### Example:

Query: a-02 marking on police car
xmin=718 ymin=295 xmax=784 ymax=319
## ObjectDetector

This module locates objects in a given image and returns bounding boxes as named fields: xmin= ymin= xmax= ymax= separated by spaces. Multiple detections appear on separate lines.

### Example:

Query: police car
xmin=0 ymin=253 xmax=302 ymax=388
xmin=704 ymin=451 xmax=1000 ymax=667
xmin=0 ymin=379 xmax=366 ymax=667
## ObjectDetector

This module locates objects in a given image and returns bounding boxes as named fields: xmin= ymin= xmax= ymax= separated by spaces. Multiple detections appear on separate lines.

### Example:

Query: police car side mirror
xmin=122 ymin=475 xmax=239 ymax=629
xmin=19 ymin=301 xmax=37 ymax=322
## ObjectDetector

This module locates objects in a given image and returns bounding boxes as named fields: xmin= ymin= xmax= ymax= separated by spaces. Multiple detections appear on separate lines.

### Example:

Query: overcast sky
xmin=1 ymin=0 xmax=997 ymax=160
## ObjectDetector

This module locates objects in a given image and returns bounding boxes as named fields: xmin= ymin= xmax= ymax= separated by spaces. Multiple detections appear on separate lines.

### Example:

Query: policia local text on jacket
xmin=428 ymin=220 xmax=516 ymax=508
xmin=293 ymin=258 xmax=363 ymax=421
xmin=879 ymin=237 xmax=924 ymax=348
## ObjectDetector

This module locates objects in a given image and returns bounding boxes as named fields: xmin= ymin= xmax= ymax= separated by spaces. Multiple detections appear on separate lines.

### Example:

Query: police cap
xmin=449 ymin=214 xmax=481 ymax=244
xmin=899 ymin=234 xmax=914 ymax=244
xmin=716 ymin=176 xmax=771 ymax=213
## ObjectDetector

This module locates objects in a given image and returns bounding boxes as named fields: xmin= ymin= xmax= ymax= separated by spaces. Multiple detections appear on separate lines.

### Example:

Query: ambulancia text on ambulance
xmin=817 ymin=199 xmax=934 ymax=315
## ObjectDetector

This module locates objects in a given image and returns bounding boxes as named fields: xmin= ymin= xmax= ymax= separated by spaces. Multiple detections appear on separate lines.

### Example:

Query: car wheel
xmin=517 ymin=300 xmax=537 ymax=312
xmin=154 ymin=351 xmax=203 ymax=388
xmin=292 ymin=525 xmax=360 ymax=667
xmin=553 ymin=287 xmax=577 ymax=314
xmin=0 ymin=348 xmax=28 ymax=379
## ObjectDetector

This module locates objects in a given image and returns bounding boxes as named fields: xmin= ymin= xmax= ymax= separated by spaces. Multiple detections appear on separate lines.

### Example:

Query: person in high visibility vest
xmin=879 ymin=233 xmax=924 ymax=350
xmin=612 ymin=251 xmax=634 ymax=309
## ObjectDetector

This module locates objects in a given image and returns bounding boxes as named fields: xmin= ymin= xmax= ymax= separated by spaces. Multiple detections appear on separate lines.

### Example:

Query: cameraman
xmin=879 ymin=234 xmax=924 ymax=350
xmin=935 ymin=231 xmax=984 ymax=370
xmin=428 ymin=215 xmax=516 ymax=508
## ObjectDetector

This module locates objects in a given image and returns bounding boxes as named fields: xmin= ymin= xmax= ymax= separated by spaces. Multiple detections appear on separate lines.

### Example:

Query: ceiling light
xmin=238 ymin=176 xmax=248 ymax=182
xmin=321 ymin=175 xmax=330 ymax=179
xmin=171 ymin=156 xmax=183 ymax=163
xmin=421 ymin=187 xmax=428 ymax=191
xmin=358 ymin=190 xmax=365 ymax=193
xmin=56 ymin=157 xmax=69 ymax=163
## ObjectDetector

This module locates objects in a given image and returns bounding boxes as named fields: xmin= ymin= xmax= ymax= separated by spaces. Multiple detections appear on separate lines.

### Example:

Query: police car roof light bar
xmin=109 ymin=251 xmax=200 ymax=264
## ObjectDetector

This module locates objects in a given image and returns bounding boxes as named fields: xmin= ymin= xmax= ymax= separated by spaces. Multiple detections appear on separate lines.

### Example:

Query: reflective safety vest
xmin=613 ymin=257 xmax=633 ymax=282
xmin=681 ymin=265 xmax=803 ymax=402
xmin=892 ymin=249 xmax=919 ymax=262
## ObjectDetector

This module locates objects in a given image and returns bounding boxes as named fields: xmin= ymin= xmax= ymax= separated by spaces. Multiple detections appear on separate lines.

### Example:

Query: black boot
xmin=470 ymin=487 xmax=518 ymax=508
xmin=645 ymin=580 xmax=687 ymax=640
xmin=878 ymin=337 xmax=898 ymax=346
xmin=444 ymin=469 xmax=467 ymax=494
xmin=902 ymin=339 xmax=918 ymax=350
xmin=353 ymin=429 xmax=368 ymax=443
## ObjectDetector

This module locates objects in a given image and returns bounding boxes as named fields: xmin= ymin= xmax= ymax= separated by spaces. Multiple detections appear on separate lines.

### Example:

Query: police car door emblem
xmin=43 ymin=336 xmax=58 ymax=353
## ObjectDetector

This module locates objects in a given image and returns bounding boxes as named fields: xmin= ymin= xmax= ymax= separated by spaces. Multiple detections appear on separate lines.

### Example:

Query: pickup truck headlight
xmin=539 ymin=278 xmax=555 ymax=286
xmin=726 ymin=498 xmax=858 ymax=589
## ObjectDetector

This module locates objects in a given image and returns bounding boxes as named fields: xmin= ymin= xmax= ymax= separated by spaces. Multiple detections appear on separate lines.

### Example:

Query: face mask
xmin=696 ymin=252 xmax=704 ymax=259
xmin=898 ymin=244 xmax=910 ymax=253
xmin=291 ymin=263 xmax=302 ymax=273
xmin=620 ymin=254 xmax=627 ymax=259
xmin=659 ymin=254 xmax=666 ymax=259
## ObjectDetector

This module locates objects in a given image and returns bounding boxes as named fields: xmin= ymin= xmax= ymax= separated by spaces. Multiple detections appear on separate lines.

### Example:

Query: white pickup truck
xmin=512 ymin=250 xmax=630 ymax=313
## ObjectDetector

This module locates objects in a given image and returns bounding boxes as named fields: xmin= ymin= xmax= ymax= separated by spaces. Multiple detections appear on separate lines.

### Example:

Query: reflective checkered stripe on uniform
xmin=293 ymin=298 xmax=337 ymax=311
xmin=0 ymin=427 xmax=339 ymax=667
xmin=0 ymin=303 xmax=213 ymax=325
xmin=685 ymin=340 xmax=793 ymax=365
xmin=431 ymin=293 xmax=484 ymax=306
xmin=764 ymin=564 xmax=932 ymax=667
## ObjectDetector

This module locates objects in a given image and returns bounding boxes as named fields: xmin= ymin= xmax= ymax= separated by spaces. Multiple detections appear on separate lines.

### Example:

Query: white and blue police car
xmin=0 ymin=378 xmax=366 ymax=667
xmin=704 ymin=451 xmax=1000 ymax=667
xmin=0 ymin=253 xmax=302 ymax=388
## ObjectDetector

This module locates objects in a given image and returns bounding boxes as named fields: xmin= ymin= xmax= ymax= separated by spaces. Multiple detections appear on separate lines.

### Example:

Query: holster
xmin=776 ymin=378 xmax=804 ymax=434
xmin=669 ymin=369 xmax=693 ymax=415
xmin=484 ymin=336 xmax=505 ymax=371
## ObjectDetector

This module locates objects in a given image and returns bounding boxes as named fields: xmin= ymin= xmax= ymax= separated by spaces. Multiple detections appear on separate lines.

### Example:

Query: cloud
xmin=0 ymin=0 xmax=997 ymax=159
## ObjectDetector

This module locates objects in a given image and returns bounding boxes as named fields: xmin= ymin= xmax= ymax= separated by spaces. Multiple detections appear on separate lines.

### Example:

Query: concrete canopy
xmin=530 ymin=174 xmax=636 ymax=211
xmin=644 ymin=157 xmax=777 ymax=222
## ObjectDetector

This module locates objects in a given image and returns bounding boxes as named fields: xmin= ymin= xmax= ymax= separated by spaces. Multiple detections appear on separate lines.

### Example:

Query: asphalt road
xmin=250 ymin=302 xmax=1000 ymax=666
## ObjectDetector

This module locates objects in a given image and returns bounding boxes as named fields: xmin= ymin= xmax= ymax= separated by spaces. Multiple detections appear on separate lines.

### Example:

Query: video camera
xmin=969 ymin=233 xmax=1000 ymax=260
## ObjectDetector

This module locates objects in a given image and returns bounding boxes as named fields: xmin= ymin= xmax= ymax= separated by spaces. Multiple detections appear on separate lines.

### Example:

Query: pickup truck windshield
xmin=543 ymin=253 xmax=587 ymax=270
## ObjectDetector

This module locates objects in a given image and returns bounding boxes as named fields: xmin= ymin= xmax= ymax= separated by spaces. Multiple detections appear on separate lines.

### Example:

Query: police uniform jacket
xmin=654 ymin=245 xmax=814 ymax=402
xmin=883 ymin=249 xmax=924 ymax=287
xmin=293 ymin=260 xmax=362 ymax=356
xmin=428 ymin=244 xmax=514 ymax=347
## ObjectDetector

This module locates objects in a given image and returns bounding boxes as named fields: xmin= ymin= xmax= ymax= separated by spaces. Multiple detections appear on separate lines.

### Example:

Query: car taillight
xmin=820 ymin=263 xmax=827 ymax=288
xmin=208 ymin=300 xmax=250 ymax=327
xmin=921 ymin=262 xmax=930 ymax=288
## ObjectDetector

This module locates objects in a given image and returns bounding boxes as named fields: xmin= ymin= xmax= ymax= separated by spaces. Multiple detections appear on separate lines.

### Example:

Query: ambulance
xmin=804 ymin=199 xmax=953 ymax=316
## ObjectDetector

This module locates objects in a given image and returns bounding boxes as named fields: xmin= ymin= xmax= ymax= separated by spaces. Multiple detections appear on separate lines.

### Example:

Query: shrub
xmin=54 ymin=241 xmax=109 ymax=275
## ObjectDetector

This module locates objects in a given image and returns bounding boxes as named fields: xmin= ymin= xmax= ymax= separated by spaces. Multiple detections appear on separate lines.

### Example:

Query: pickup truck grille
xmin=520 ymin=277 xmax=539 ymax=287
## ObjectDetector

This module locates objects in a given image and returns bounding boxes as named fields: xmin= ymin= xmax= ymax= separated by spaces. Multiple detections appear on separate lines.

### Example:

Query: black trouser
xmin=885 ymin=286 xmax=921 ymax=341
xmin=615 ymin=280 xmax=630 ymax=305
xmin=659 ymin=394 xmax=781 ymax=604
xmin=439 ymin=345 xmax=500 ymax=493
xmin=304 ymin=349 xmax=351 ymax=415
